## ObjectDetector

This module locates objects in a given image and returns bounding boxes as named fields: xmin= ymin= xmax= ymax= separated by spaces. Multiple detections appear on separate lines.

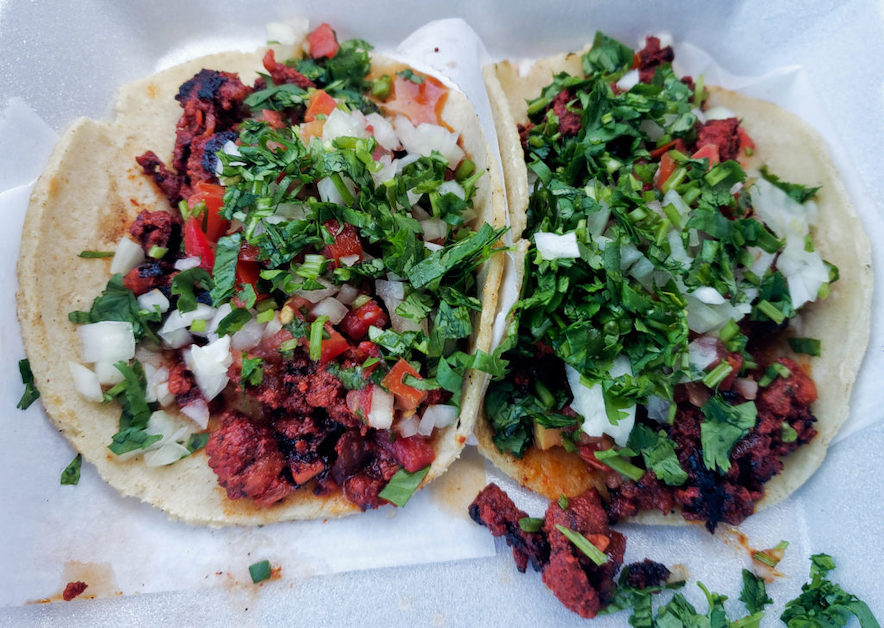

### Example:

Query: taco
xmin=478 ymin=33 xmax=871 ymax=530
xmin=17 ymin=21 xmax=506 ymax=525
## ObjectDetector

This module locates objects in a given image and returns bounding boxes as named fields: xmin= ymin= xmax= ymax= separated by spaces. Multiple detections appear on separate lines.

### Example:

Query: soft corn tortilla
xmin=17 ymin=48 xmax=506 ymax=526
xmin=477 ymin=52 xmax=872 ymax=524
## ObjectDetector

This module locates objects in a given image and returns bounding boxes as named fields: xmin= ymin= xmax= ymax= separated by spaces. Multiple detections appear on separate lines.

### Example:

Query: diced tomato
xmin=187 ymin=181 xmax=229 ymax=242
xmin=381 ymin=72 xmax=449 ymax=127
xmin=339 ymin=300 xmax=388 ymax=341
xmin=346 ymin=384 xmax=374 ymax=419
xmin=737 ymin=126 xmax=755 ymax=165
xmin=577 ymin=443 xmax=614 ymax=472
xmin=320 ymin=326 xmax=350 ymax=364
xmin=351 ymin=341 xmax=383 ymax=374
xmin=691 ymin=143 xmax=720 ymax=167
xmin=390 ymin=435 xmax=436 ymax=473
xmin=299 ymin=120 xmax=325 ymax=141
xmin=321 ymin=220 xmax=363 ymax=266
xmin=307 ymin=22 xmax=339 ymax=59
xmin=718 ymin=353 xmax=743 ymax=391
xmin=656 ymin=151 xmax=677 ymax=191
xmin=261 ymin=109 xmax=285 ymax=129
xmin=381 ymin=358 xmax=427 ymax=411
xmin=183 ymin=218 xmax=215 ymax=271
xmin=305 ymin=89 xmax=338 ymax=122
xmin=586 ymin=534 xmax=610 ymax=553
xmin=238 ymin=242 xmax=262 ymax=262
xmin=649 ymin=138 xmax=687 ymax=160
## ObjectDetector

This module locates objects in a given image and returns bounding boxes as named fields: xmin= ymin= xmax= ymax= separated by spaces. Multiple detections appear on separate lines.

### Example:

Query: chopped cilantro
xmin=171 ymin=268 xmax=213 ymax=314
xmin=378 ymin=465 xmax=430 ymax=507
xmin=248 ymin=560 xmax=272 ymax=584
xmin=396 ymin=68 xmax=424 ymax=84
xmin=554 ymin=524 xmax=608 ymax=565
xmin=240 ymin=353 xmax=264 ymax=389
xmin=209 ymin=233 xmax=242 ymax=305
xmin=788 ymin=336 xmax=821 ymax=356
xmin=781 ymin=554 xmax=879 ymax=627
xmin=518 ymin=517 xmax=544 ymax=533
xmin=700 ymin=397 xmax=757 ymax=473
xmin=78 ymin=250 xmax=114 ymax=258
xmin=186 ymin=433 xmax=210 ymax=453
xmin=60 ymin=453 xmax=82 ymax=486
xmin=760 ymin=165 xmax=821 ymax=204
xmin=69 ymin=274 xmax=160 ymax=340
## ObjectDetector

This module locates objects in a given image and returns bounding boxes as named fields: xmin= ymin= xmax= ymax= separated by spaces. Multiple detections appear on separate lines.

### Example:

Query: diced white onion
xmin=688 ymin=335 xmax=723 ymax=372
xmin=296 ymin=277 xmax=338 ymax=303
xmin=159 ymin=327 xmax=193 ymax=350
xmin=69 ymin=362 xmax=103 ymax=402
xmin=144 ymin=442 xmax=190 ymax=467
xmin=424 ymin=242 xmax=443 ymax=252
xmin=667 ymin=230 xmax=691 ymax=267
xmin=109 ymin=237 xmax=145 ymax=275
xmin=155 ymin=381 xmax=175 ymax=407
xmin=750 ymin=178 xmax=816 ymax=240
xmin=180 ymin=399 xmax=210 ymax=430
xmin=645 ymin=395 xmax=671 ymax=423
xmin=662 ymin=189 xmax=690 ymax=218
xmin=376 ymin=279 xmax=422 ymax=333
xmin=174 ymin=256 xmax=201 ymax=271
xmin=205 ymin=303 xmax=233 ymax=340
xmin=704 ymin=105 xmax=736 ymax=121
xmin=94 ymin=360 xmax=125 ymax=386
xmin=184 ymin=336 xmax=232 ymax=401
xmin=397 ymin=415 xmax=420 ymax=438
xmin=619 ymin=243 xmax=643 ymax=271
xmin=746 ymin=246 xmax=775 ymax=278
xmin=418 ymin=410 xmax=435 ymax=436
xmin=143 ymin=363 xmax=169 ymax=404
xmin=692 ymin=107 xmax=707 ymax=124
xmin=322 ymin=108 xmax=367 ymax=143
xmin=395 ymin=153 xmax=421 ymax=173
xmin=78 ymin=321 xmax=136 ymax=364
xmin=160 ymin=304 xmax=216 ymax=333
xmin=423 ymin=404 xmax=459 ymax=429
xmin=367 ymin=387 xmax=394 ymax=429
xmin=371 ymin=155 xmax=397 ymax=186
xmin=568 ymin=357 xmax=635 ymax=446
xmin=394 ymin=116 xmax=464 ymax=166
xmin=438 ymin=180 xmax=466 ymax=200
xmin=365 ymin=112 xmax=400 ymax=151
xmin=685 ymin=295 xmax=751 ymax=334
xmin=535 ymin=231 xmax=580 ymax=259
xmin=639 ymin=119 xmax=665 ymax=142
xmin=310 ymin=297 xmax=349 ymax=325
xmin=261 ymin=313 xmax=283 ymax=338
xmin=336 ymin=284 xmax=360 ymax=305
xmin=734 ymin=378 xmax=759 ymax=400
xmin=231 ymin=317 xmax=266 ymax=351
xmin=420 ymin=218 xmax=448 ymax=241
xmin=137 ymin=289 xmax=170 ymax=314
xmin=616 ymin=68 xmax=640 ymax=91
xmin=691 ymin=286 xmax=726 ymax=305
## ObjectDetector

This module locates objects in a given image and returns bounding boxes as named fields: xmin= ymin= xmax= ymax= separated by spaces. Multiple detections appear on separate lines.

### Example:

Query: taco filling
xmin=64 ymin=22 xmax=504 ymax=512
xmin=485 ymin=33 xmax=838 ymax=531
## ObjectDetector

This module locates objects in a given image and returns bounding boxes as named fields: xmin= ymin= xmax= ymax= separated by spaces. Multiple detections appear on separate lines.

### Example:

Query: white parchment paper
xmin=1 ymin=2 xmax=882 ymax=624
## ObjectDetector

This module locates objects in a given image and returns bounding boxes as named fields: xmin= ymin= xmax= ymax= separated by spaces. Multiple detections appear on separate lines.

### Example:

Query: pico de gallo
xmin=68 ymin=21 xmax=504 ymax=510
xmin=487 ymin=33 xmax=836 ymax=530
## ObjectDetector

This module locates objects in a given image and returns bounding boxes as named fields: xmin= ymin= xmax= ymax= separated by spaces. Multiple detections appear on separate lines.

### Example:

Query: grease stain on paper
xmin=428 ymin=446 xmax=487 ymax=518
xmin=28 ymin=560 xmax=120 ymax=604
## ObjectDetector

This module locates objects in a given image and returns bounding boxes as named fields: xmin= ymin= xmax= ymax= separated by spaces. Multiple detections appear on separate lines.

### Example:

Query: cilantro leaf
xmin=68 ymin=274 xmax=160 ymax=340
xmin=171 ymin=268 xmax=213 ymax=314
xmin=17 ymin=359 xmax=40 ymax=410
xmin=739 ymin=569 xmax=773 ymax=615
xmin=60 ymin=453 xmax=82 ymax=486
xmin=378 ymin=465 xmax=430 ymax=507
xmin=760 ymin=165 xmax=821 ymax=204
xmin=781 ymin=554 xmax=880 ymax=628
xmin=210 ymin=233 xmax=242 ymax=305
xmin=700 ymin=397 xmax=757 ymax=473
xmin=240 ymin=354 xmax=264 ymax=389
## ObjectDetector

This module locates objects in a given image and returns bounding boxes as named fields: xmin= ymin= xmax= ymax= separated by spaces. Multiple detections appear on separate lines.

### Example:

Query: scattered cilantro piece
xmin=518 ymin=517 xmax=544 ymax=533
xmin=781 ymin=554 xmax=879 ymax=628
xmin=209 ymin=233 xmax=242 ymax=305
xmin=240 ymin=354 xmax=264 ymax=389
xmin=248 ymin=560 xmax=272 ymax=584
xmin=217 ymin=307 xmax=252 ymax=336
xmin=16 ymin=359 xmax=40 ymax=410
xmin=186 ymin=433 xmax=210 ymax=453
xmin=557 ymin=495 xmax=569 ymax=510
xmin=378 ymin=465 xmax=430 ymax=507
xmin=171 ymin=268 xmax=213 ymax=314
xmin=396 ymin=68 xmax=424 ymax=84
xmin=739 ymin=569 xmax=773 ymax=615
xmin=78 ymin=250 xmax=114 ymax=258
xmin=60 ymin=453 xmax=82 ymax=486
xmin=760 ymin=165 xmax=821 ymax=204
xmin=788 ymin=336 xmax=821 ymax=357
